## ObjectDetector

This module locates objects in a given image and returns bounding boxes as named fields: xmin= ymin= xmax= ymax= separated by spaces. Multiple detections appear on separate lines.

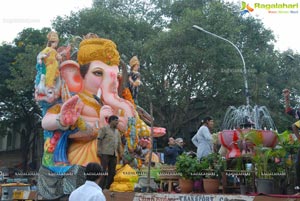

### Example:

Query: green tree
xmin=270 ymin=51 xmax=300 ymax=131
xmin=138 ymin=0 xmax=287 ymax=149
xmin=52 ymin=3 xmax=157 ymax=59
xmin=1 ymin=29 xmax=46 ymax=170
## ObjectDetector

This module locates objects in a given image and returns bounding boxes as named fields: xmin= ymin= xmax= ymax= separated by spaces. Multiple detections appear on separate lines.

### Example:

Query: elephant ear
xmin=60 ymin=60 xmax=83 ymax=93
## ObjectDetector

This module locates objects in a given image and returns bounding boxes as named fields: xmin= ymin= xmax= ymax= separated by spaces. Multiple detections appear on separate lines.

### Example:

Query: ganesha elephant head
xmin=34 ymin=72 xmax=61 ymax=105
xmin=59 ymin=36 xmax=136 ymax=131
xmin=34 ymin=43 xmax=73 ymax=105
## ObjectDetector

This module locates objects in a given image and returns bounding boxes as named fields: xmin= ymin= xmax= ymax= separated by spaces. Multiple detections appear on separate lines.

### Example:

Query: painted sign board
xmin=133 ymin=193 xmax=255 ymax=201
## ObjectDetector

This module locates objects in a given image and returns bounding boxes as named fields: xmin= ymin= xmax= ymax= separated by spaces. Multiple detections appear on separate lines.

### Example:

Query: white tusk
xmin=97 ymin=88 xmax=102 ymax=99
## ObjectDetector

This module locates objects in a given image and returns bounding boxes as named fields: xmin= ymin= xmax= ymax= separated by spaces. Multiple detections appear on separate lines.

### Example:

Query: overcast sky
xmin=0 ymin=0 xmax=92 ymax=43
xmin=0 ymin=0 xmax=299 ymax=53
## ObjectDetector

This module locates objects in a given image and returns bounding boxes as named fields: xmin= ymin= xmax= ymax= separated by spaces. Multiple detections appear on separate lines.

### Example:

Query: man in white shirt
xmin=192 ymin=116 xmax=214 ymax=160
xmin=69 ymin=162 xmax=106 ymax=201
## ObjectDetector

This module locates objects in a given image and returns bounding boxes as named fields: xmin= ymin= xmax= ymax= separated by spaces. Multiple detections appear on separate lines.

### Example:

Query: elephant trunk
xmin=101 ymin=67 xmax=136 ymax=132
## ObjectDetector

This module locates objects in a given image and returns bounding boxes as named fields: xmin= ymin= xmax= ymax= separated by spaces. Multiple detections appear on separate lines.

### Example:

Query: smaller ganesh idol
xmin=35 ymin=31 xmax=63 ymax=109
xmin=128 ymin=56 xmax=142 ymax=102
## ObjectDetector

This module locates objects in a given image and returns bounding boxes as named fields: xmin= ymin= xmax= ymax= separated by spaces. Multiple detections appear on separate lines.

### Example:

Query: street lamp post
xmin=192 ymin=25 xmax=250 ymax=105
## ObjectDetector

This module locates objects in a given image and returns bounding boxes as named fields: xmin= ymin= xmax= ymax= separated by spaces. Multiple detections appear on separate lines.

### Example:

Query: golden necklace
xmin=78 ymin=91 xmax=101 ymax=116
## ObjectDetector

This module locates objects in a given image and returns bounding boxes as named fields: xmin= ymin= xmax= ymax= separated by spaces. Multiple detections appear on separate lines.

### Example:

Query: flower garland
xmin=136 ymin=116 xmax=150 ymax=137
xmin=122 ymin=88 xmax=135 ymax=107
xmin=125 ymin=117 xmax=139 ymax=151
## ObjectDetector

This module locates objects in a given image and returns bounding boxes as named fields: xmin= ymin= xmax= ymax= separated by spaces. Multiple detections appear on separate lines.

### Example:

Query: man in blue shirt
xmin=164 ymin=137 xmax=178 ymax=165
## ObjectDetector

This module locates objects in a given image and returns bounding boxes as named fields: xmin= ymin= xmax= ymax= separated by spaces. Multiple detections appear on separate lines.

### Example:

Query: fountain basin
xmin=218 ymin=129 xmax=278 ymax=158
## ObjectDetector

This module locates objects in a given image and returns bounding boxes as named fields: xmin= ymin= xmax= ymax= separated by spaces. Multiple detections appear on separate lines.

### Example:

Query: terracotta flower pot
xmin=203 ymin=178 xmax=220 ymax=193
xmin=179 ymin=178 xmax=193 ymax=193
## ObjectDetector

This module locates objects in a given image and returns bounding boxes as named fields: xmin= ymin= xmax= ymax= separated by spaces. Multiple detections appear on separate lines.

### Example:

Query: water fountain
xmin=221 ymin=105 xmax=276 ymax=130
xmin=193 ymin=25 xmax=278 ymax=158
xmin=220 ymin=105 xmax=278 ymax=158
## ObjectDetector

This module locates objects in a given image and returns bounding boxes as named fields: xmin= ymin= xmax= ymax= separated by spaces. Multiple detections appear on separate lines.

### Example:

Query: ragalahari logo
xmin=240 ymin=1 xmax=254 ymax=15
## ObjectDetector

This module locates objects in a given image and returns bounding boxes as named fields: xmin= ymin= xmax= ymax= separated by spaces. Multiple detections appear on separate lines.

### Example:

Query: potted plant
xmin=252 ymin=145 xmax=286 ymax=194
xmin=242 ymin=129 xmax=282 ymax=194
xmin=201 ymin=153 xmax=225 ymax=193
xmin=192 ymin=155 xmax=210 ymax=193
xmin=175 ymin=153 xmax=200 ymax=193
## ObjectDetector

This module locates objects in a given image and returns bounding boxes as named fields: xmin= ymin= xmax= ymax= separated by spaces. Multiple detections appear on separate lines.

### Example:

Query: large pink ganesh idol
xmin=41 ymin=34 xmax=138 ymax=166
xmin=36 ymin=33 xmax=165 ymax=199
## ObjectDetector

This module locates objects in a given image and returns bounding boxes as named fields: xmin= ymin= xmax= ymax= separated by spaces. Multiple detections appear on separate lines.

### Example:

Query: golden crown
xmin=47 ymin=31 xmax=59 ymax=42
xmin=129 ymin=56 xmax=139 ymax=68
xmin=77 ymin=33 xmax=120 ymax=66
